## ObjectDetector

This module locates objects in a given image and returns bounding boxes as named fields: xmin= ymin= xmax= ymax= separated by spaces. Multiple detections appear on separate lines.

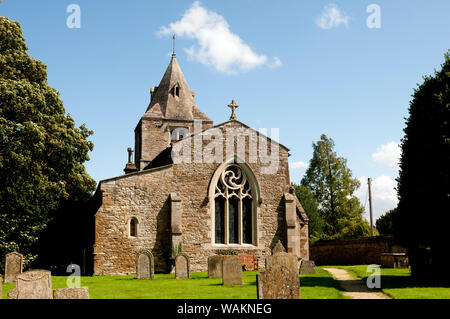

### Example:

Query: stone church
xmin=91 ymin=53 xmax=310 ymax=275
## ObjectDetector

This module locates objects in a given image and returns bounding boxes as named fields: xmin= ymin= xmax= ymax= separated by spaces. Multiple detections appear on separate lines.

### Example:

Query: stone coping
xmin=98 ymin=163 xmax=173 ymax=184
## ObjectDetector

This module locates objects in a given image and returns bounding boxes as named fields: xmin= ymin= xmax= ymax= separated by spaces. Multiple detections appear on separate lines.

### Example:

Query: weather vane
xmin=172 ymin=34 xmax=176 ymax=56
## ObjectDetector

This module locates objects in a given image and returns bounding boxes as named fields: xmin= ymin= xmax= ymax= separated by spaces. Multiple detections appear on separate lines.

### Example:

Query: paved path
xmin=323 ymin=267 xmax=391 ymax=299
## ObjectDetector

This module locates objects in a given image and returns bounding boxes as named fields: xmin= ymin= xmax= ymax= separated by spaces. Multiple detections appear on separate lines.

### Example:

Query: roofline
xmin=98 ymin=164 xmax=173 ymax=185
xmin=171 ymin=119 xmax=291 ymax=152
xmin=140 ymin=116 xmax=213 ymax=123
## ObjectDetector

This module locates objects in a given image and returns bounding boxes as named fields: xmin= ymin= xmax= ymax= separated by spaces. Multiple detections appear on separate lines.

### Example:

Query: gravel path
xmin=323 ymin=267 xmax=391 ymax=299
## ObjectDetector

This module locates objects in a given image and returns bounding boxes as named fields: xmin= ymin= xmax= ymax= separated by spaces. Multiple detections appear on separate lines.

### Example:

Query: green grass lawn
xmin=334 ymin=265 xmax=450 ymax=299
xmin=1 ymin=267 xmax=344 ymax=299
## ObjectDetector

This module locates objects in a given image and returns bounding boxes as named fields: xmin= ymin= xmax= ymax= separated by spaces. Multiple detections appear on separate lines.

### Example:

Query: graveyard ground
xmin=333 ymin=265 xmax=450 ymax=299
xmin=3 ymin=265 xmax=449 ymax=299
xmin=1 ymin=267 xmax=343 ymax=299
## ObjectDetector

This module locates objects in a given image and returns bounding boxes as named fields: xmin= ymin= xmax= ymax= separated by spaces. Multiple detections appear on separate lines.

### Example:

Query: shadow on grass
xmin=371 ymin=275 xmax=449 ymax=290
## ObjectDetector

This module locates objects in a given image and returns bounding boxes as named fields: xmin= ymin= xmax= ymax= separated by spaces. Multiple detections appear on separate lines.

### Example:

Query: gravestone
xmin=222 ymin=256 xmax=242 ymax=286
xmin=53 ymin=287 xmax=89 ymax=299
xmin=257 ymin=252 xmax=300 ymax=299
xmin=175 ymin=253 xmax=190 ymax=279
xmin=272 ymin=240 xmax=286 ymax=255
xmin=208 ymin=255 xmax=223 ymax=278
xmin=4 ymin=252 xmax=23 ymax=283
xmin=299 ymin=260 xmax=316 ymax=274
xmin=16 ymin=270 xmax=53 ymax=299
xmin=136 ymin=250 xmax=154 ymax=279
xmin=265 ymin=252 xmax=299 ymax=273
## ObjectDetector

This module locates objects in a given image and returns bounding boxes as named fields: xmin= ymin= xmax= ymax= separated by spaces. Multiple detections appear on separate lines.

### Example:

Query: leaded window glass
xmin=214 ymin=164 xmax=253 ymax=245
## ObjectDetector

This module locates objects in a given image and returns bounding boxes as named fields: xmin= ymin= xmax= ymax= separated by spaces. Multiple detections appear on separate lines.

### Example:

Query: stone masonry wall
xmin=310 ymin=235 xmax=405 ymax=265
xmin=135 ymin=118 xmax=213 ymax=170
xmin=93 ymin=121 xmax=308 ymax=274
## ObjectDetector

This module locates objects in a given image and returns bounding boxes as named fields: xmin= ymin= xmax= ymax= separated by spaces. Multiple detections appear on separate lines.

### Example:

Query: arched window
xmin=172 ymin=84 xmax=180 ymax=97
xmin=130 ymin=218 xmax=138 ymax=237
xmin=214 ymin=164 xmax=254 ymax=245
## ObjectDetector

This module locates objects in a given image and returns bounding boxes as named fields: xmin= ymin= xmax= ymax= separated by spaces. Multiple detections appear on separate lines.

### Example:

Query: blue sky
xmin=1 ymin=0 xmax=449 ymax=221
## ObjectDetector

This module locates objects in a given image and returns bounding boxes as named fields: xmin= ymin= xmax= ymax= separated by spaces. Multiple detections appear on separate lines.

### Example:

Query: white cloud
xmin=269 ymin=57 xmax=283 ymax=68
xmin=316 ymin=4 xmax=350 ymax=29
xmin=158 ymin=1 xmax=280 ymax=74
xmin=355 ymin=175 xmax=398 ymax=222
xmin=290 ymin=161 xmax=309 ymax=169
xmin=372 ymin=141 xmax=401 ymax=168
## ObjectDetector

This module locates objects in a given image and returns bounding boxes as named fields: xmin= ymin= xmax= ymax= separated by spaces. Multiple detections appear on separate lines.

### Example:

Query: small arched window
xmin=172 ymin=84 xmax=180 ymax=97
xmin=130 ymin=218 xmax=138 ymax=237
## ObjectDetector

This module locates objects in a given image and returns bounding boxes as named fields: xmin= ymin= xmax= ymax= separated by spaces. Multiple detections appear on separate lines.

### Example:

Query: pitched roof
xmin=144 ymin=54 xmax=212 ymax=122
xmin=172 ymin=119 xmax=291 ymax=152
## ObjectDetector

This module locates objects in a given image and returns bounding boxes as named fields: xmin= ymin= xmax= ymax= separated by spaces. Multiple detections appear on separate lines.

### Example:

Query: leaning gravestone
xmin=299 ymin=260 xmax=316 ymax=274
xmin=53 ymin=287 xmax=89 ymax=299
xmin=208 ymin=255 xmax=223 ymax=278
xmin=257 ymin=252 xmax=300 ymax=299
xmin=222 ymin=256 xmax=242 ymax=286
xmin=272 ymin=240 xmax=286 ymax=255
xmin=16 ymin=270 xmax=53 ymax=299
xmin=4 ymin=252 xmax=23 ymax=283
xmin=175 ymin=253 xmax=190 ymax=279
xmin=136 ymin=250 xmax=154 ymax=279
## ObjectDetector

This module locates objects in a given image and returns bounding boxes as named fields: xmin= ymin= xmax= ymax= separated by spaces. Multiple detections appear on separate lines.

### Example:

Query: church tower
xmin=134 ymin=53 xmax=213 ymax=170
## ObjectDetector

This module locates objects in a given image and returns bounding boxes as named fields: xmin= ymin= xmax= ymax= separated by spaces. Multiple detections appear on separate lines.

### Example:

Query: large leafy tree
xmin=0 ymin=17 xmax=96 ymax=272
xmin=301 ymin=134 xmax=371 ymax=240
xmin=395 ymin=52 xmax=450 ymax=282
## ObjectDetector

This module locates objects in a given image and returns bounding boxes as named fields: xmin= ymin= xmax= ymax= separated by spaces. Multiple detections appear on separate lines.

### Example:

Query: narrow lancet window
xmin=215 ymin=196 xmax=225 ymax=244
xmin=130 ymin=218 xmax=137 ymax=237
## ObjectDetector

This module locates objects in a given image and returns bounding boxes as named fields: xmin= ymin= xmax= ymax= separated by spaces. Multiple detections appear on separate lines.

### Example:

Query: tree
xmin=395 ymin=51 xmax=450 ymax=282
xmin=0 ymin=17 xmax=96 ymax=272
xmin=375 ymin=208 xmax=397 ymax=235
xmin=301 ymin=134 xmax=371 ymax=240
xmin=294 ymin=184 xmax=324 ymax=244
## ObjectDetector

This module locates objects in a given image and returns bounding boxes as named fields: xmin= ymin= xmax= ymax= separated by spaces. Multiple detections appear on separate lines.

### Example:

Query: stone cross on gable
xmin=228 ymin=99 xmax=239 ymax=120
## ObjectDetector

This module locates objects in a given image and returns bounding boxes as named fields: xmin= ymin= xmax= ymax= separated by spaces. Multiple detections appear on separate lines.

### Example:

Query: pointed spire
xmin=144 ymin=54 xmax=208 ymax=122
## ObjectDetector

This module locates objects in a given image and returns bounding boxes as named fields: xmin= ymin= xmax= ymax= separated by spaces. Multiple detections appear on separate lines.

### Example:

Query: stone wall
xmin=310 ymin=236 xmax=405 ymax=265
xmin=93 ymin=121 xmax=309 ymax=275
xmin=134 ymin=118 xmax=213 ymax=170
